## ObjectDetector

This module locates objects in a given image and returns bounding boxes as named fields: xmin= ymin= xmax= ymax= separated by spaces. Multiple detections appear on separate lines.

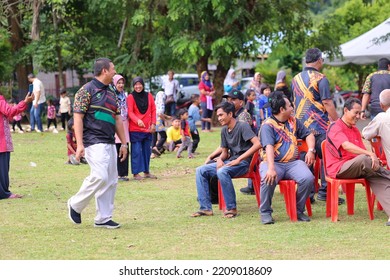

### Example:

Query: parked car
xmin=240 ymin=77 xmax=253 ymax=92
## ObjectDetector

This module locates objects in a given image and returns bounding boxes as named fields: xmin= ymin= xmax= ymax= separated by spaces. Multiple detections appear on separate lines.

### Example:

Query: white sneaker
xmin=44 ymin=128 xmax=49 ymax=132
xmin=36 ymin=129 xmax=42 ymax=133
xmin=53 ymin=128 xmax=59 ymax=134
xmin=19 ymin=131 xmax=24 ymax=134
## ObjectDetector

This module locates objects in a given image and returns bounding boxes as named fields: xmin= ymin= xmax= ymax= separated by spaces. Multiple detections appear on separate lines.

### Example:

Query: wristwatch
xmin=308 ymin=148 xmax=316 ymax=154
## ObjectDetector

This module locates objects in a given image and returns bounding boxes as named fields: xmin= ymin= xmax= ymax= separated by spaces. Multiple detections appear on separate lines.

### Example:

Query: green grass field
xmin=1 ymin=127 xmax=389 ymax=260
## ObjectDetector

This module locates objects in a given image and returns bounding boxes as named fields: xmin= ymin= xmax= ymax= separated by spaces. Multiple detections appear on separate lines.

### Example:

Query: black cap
xmin=223 ymin=89 xmax=244 ymax=100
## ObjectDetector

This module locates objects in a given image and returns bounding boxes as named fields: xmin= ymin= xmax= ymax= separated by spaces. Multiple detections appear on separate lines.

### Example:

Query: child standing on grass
xmin=46 ymin=99 xmax=58 ymax=133
xmin=188 ymin=94 xmax=211 ymax=154
xmin=258 ymin=83 xmax=272 ymax=124
xmin=176 ymin=108 xmax=194 ymax=158
xmin=9 ymin=100 xmax=24 ymax=133
xmin=245 ymin=89 xmax=257 ymax=133
xmin=65 ymin=118 xmax=86 ymax=165
xmin=59 ymin=89 xmax=71 ymax=131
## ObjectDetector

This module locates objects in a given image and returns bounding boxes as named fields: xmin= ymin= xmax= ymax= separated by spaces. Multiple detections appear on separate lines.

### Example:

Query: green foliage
xmin=0 ymin=33 xmax=13 ymax=82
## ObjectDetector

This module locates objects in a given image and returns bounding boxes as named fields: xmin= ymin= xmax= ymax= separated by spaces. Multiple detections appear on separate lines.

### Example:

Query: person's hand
xmin=24 ymin=93 xmax=34 ymax=104
xmin=305 ymin=151 xmax=316 ymax=166
xmin=360 ymin=111 xmax=368 ymax=120
xmin=75 ymin=145 xmax=85 ymax=162
xmin=33 ymin=103 xmax=38 ymax=108
xmin=137 ymin=119 xmax=145 ymax=127
xmin=119 ymin=144 xmax=128 ymax=162
xmin=216 ymin=157 xmax=224 ymax=169
xmin=370 ymin=153 xmax=380 ymax=171
xmin=149 ymin=123 xmax=156 ymax=133
xmin=225 ymin=158 xmax=240 ymax=167
xmin=264 ymin=168 xmax=277 ymax=186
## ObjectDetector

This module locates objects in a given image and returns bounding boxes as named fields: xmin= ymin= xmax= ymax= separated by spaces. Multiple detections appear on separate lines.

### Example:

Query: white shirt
xmin=32 ymin=78 xmax=46 ymax=105
xmin=163 ymin=78 xmax=179 ymax=101
xmin=362 ymin=108 xmax=390 ymax=163
xmin=59 ymin=96 xmax=71 ymax=113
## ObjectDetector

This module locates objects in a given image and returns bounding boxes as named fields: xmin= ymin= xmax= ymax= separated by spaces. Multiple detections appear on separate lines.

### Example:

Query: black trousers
xmin=61 ymin=112 xmax=70 ymax=130
xmin=0 ymin=152 xmax=11 ymax=199
xmin=12 ymin=120 xmax=23 ymax=131
xmin=115 ymin=143 xmax=129 ymax=177
xmin=191 ymin=129 xmax=200 ymax=153
xmin=152 ymin=131 xmax=167 ymax=151
xmin=47 ymin=118 xmax=57 ymax=129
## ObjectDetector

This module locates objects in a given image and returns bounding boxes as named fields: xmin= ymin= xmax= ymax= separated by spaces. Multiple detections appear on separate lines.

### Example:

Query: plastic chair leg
xmin=345 ymin=183 xmax=355 ymax=215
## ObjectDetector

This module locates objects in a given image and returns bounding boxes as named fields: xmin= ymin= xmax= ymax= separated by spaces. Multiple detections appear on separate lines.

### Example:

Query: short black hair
xmin=93 ymin=58 xmax=112 ymax=76
xmin=344 ymin=97 xmax=361 ymax=110
xmin=378 ymin=58 xmax=390 ymax=70
xmin=245 ymin=89 xmax=255 ymax=97
xmin=27 ymin=73 xmax=35 ymax=79
xmin=215 ymin=101 xmax=235 ymax=116
xmin=260 ymin=83 xmax=271 ymax=94
xmin=305 ymin=48 xmax=322 ymax=63
xmin=269 ymin=91 xmax=289 ymax=115
xmin=177 ymin=108 xmax=188 ymax=117
xmin=67 ymin=118 xmax=74 ymax=131
xmin=191 ymin=94 xmax=200 ymax=102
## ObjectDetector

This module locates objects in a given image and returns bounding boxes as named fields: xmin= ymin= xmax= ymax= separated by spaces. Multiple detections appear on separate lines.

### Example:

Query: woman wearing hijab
xmin=198 ymin=71 xmax=215 ymax=132
xmin=127 ymin=77 xmax=157 ymax=180
xmin=113 ymin=74 xmax=130 ymax=181
xmin=250 ymin=72 xmax=262 ymax=96
xmin=274 ymin=70 xmax=292 ymax=100
xmin=249 ymin=72 xmax=262 ymax=132
xmin=223 ymin=69 xmax=241 ymax=94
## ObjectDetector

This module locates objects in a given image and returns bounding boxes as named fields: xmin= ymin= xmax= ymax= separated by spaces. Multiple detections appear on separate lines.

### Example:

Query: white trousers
xmin=69 ymin=143 xmax=118 ymax=224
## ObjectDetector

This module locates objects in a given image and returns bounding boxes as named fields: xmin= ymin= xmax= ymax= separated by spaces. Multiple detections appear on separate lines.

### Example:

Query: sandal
xmin=133 ymin=174 xmax=144 ymax=180
xmin=191 ymin=210 xmax=213 ymax=217
xmin=144 ymin=173 xmax=157 ymax=179
xmin=9 ymin=193 xmax=23 ymax=199
xmin=223 ymin=210 xmax=238 ymax=218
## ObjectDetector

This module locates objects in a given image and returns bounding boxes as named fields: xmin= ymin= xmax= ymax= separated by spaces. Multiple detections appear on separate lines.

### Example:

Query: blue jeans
xmin=30 ymin=103 xmax=44 ymax=131
xmin=195 ymin=160 xmax=250 ymax=211
xmin=259 ymin=160 xmax=313 ymax=216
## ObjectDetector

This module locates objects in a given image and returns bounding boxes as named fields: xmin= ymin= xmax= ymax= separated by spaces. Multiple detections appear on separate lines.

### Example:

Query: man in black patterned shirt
xmin=67 ymin=58 xmax=128 ymax=229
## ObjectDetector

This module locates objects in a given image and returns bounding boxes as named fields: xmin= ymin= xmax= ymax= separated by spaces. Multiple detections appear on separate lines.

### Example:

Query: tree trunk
xmin=31 ymin=0 xmax=41 ymax=41
xmin=7 ymin=0 xmax=33 ymax=101
xmin=53 ymin=6 xmax=64 ymax=93
xmin=195 ymin=56 xmax=208 ymax=78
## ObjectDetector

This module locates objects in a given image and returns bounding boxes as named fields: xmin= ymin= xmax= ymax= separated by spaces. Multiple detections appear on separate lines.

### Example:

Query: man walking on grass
xmin=67 ymin=58 xmax=128 ymax=229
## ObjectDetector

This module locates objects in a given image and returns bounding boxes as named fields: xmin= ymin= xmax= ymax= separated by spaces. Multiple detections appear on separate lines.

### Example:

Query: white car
xmin=240 ymin=77 xmax=253 ymax=92
xmin=150 ymin=73 xmax=200 ymax=98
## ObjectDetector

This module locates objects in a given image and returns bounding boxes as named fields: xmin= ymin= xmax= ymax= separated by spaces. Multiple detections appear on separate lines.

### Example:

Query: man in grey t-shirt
xmin=191 ymin=102 xmax=261 ymax=218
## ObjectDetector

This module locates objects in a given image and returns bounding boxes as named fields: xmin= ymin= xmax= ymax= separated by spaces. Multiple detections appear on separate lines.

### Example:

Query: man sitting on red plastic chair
xmin=259 ymin=91 xmax=315 ymax=224
xmin=326 ymin=97 xmax=390 ymax=226
xmin=191 ymin=101 xmax=261 ymax=218
xmin=362 ymin=89 xmax=390 ymax=168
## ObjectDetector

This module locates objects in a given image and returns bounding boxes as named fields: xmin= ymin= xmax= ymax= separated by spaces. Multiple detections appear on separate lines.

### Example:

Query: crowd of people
xmin=1 ymin=49 xmax=390 ymax=229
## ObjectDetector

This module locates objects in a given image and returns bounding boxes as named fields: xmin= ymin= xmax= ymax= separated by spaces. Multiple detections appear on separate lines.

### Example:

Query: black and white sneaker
xmin=94 ymin=220 xmax=121 ymax=229
xmin=67 ymin=199 xmax=81 ymax=224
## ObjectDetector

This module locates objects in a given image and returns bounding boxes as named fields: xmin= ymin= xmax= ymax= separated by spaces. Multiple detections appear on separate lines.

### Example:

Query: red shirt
xmin=198 ymin=81 xmax=214 ymax=103
xmin=127 ymin=93 xmax=156 ymax=133
xmin=325 ymin=119 xmax=366 ymax=178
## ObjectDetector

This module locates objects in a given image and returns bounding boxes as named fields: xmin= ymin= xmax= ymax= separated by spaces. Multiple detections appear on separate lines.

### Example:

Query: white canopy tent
xmin=325 ymin=17 xmax=390 ymax=66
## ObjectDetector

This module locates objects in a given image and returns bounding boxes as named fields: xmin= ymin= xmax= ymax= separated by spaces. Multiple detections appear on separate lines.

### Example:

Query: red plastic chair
xmin=218 ymin=151 xmax=261 ymax=211
xmin=321 ymin=141 xmax=374 ymax=222
xmin=369 ymin=137 xmax=385 ymax=211
xmin=278 ymin=140 xmax=312 ymax=221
